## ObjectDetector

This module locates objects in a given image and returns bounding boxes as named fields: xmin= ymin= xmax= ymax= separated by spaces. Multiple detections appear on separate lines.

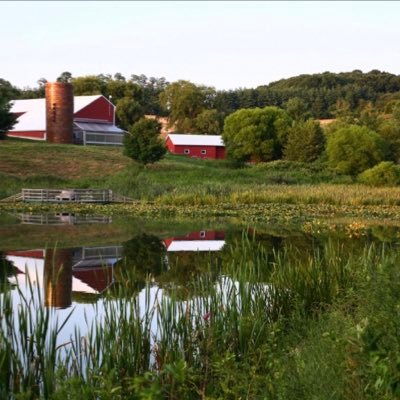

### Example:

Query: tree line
xmin=2 ymin=70 xmax=400 ymax=185
xmin=2 ymin=69 xmax=400 ymax=134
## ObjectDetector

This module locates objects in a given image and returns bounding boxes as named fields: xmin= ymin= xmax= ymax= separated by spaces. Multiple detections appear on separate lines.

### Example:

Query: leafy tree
xmin=195 ymin=109 xmax=223 ymax=135
xmin=326 ymin=125 xmax=388 ymax=175
xmin=283 ymin=119 xmax=325 ymax=162
xmin=123 ymin=118 xmax=166 ymax=165
xmin=113 ymin=72 xmax=126 ymax=82
xmin=331 ymin=99 xmax=353 ymax=119
xmin=0 ymin=99 xmax=16 ymax=139
xmin=131 ymin=74 xmax=169 ymax=115
xmin=0 ymin=78 xmax=20 ymax=101
xmin=72 ymin=75 xmax=105 ymax=95
xmin=159 ymin=80 xmax=215 ymax=132
xmin=358 ymin=102 xmax=383 ymax=131
xmin=392 ymin=101 xmax=400 ymax=122
xmin=222 ymin=106 xmax=292 ymax=162
xmin=56 ymin=71 xmax=73 ymax=83
xmin=36 ymin=78 xmax=47 ymax=97
xmin=116 ymin=97 xmax=144 ymax=130
xmin=322 ymin=118 xmax=356 ymax=138
xmin=284 ymin=97 xmax=310 ymax=121
xmin=358 ymin=161 xmax=400 ymax=186
xmin=377 ymin=119 xmax=400 ymax=163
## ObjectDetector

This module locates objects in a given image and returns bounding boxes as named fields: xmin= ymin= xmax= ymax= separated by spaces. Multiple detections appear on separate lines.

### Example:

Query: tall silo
xmin=45 ymin=82 xmax=74 ymax=143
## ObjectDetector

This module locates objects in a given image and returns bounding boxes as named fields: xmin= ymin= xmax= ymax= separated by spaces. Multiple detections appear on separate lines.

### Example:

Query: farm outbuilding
xmin=166 ymin=134 xmax=225 ymax=159
xmin=7 ymin=91 xmax=125 ymax=146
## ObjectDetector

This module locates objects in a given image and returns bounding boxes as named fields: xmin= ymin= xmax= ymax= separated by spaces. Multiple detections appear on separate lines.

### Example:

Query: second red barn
xmin=166 ymin=134 xmax=225 ymax=159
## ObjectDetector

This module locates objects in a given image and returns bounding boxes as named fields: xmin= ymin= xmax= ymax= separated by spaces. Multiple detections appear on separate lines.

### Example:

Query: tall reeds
xmin=1 ymin=237 xmax=399 ymax=398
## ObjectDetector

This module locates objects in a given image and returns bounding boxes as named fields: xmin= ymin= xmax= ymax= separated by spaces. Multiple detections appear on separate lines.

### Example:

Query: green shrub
xmin=358 ymin=161 xmax=400 ymax=186
xmin=123 ymin=118 xmax=166 ymax=165
xmin=326 ymin=125 xmax=389 ymax=175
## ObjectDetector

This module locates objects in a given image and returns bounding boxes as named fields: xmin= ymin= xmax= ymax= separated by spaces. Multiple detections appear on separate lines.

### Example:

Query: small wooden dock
xmin=0 ymin=189 xmax=133 ymax=204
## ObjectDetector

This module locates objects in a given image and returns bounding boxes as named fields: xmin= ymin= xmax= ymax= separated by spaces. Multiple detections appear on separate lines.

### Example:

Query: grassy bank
xmin=1 ymin=237 xmax=400 ymax=399
xmin=0 ymin=140 xmax=348 ymax=198
xmin=2 ymin=141 xmax=400 ymax=209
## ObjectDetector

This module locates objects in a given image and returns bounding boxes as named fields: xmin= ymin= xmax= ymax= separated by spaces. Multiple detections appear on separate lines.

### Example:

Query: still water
xmin=1 ymin=211 xmax=399 ymax=347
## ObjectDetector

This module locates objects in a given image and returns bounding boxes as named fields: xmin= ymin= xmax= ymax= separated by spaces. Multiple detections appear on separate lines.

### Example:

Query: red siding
xmin=74 ymin=96 xmax=114 ymax=123
xmin=216 ymin=147 xmax=225 ymax=159
xmin=6 ymin=250 xmax=45 ymax=259
xmin=73 ymin=266 xmax=114 ymax=293
xmin=167 ymin=231 xmax=225 ymax=242
xmin=166 ymin=137 xmax=174 ymax=153
xmin=7 ymin=131 xmax=46 ymax=140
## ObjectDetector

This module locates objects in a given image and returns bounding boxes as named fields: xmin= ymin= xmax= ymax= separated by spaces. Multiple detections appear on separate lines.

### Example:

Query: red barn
xmin=166 ymin=134 xmax=225 ymax=159
xmin=7 ymin=95 xmax=125 ymax=145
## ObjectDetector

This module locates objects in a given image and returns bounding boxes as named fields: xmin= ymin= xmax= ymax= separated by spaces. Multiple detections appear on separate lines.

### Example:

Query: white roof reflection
xmin=166 ymin=240 xmax=225 ymax=252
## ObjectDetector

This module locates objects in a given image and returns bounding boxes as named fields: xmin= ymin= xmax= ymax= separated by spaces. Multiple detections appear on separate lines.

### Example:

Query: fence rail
xmin=21 ymin=188 xmax=113 ymax=203
xmin=17 ymin=213 xmax=113 ymax=225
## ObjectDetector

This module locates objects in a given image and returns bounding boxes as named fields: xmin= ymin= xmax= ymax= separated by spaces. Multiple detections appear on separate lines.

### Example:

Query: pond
xmin=1 ymin=211 xmax=399 ymax=341
xmin=1 ymin=211 xmax=400 ymax=397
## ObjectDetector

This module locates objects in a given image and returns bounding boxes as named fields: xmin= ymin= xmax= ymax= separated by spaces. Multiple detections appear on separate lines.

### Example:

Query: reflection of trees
xmin=159 ymin=252 xmax=221 ymax=300
xmin=0 ymin=251 xmax=18 ymax=291
xmin=113 ymin=234 xmax=167 ymax=295
xmin=110 ymin=226 xmax=399 ymax=301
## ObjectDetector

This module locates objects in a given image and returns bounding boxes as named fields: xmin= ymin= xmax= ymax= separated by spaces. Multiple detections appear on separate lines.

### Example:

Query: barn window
xmin=184 ymin=149 xmax=190 ymax=154
xmin=201 ymin=149 xmax=207 ymax=155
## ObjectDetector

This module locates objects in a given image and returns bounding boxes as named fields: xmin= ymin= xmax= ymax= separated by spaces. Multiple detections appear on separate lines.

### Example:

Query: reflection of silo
xmin=45 ymin=82 xmax=74 ymax=143
xmin=44 ymin=248 xmax=73 ymax=308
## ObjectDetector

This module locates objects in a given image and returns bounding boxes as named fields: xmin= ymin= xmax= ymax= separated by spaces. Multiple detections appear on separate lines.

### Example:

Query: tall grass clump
xmin=0 ymin=269 xmax=73 ymax=399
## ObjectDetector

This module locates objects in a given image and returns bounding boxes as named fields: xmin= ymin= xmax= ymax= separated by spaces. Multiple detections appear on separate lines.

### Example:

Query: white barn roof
xmin=166 ymin=240 xmax=226 ymax=252
xmin=168 ymin=134 xmax=224 ymax=147
xmin=10 ymin=95 xmax=104 ymax=132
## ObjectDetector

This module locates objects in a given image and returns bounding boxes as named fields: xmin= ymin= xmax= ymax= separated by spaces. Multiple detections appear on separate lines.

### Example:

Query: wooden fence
xmin=21 ymin=189 xmax=113 ymax=203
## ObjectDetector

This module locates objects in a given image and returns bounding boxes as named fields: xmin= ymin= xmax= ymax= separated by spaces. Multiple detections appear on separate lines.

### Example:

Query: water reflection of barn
xmin=5 ymin=246 xmax=122 ymax=308
xmin=163 ymin=231 xmax=226 ymax=273
xmin=164 ymin=230 xmax=225 ymax=252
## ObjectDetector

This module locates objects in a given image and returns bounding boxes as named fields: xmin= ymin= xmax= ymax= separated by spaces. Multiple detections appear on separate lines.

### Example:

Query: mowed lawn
xmin=0 ymin=140 xmax=129 ymax=179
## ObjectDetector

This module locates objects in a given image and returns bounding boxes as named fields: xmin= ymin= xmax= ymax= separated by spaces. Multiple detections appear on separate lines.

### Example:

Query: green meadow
xmin=1 ymin=140 xmax=400 ymax=209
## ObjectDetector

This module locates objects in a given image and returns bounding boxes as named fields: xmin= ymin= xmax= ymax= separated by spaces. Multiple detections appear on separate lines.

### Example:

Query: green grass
xmin=2 ymin=141 xmax=400 ymax=225
xmin=0 ymin=141 xmax=351 ymax=200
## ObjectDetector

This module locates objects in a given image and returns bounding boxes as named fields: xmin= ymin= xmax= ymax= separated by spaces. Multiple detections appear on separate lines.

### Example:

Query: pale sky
xmin=1 ymin=1 xmax=400 ymax=90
